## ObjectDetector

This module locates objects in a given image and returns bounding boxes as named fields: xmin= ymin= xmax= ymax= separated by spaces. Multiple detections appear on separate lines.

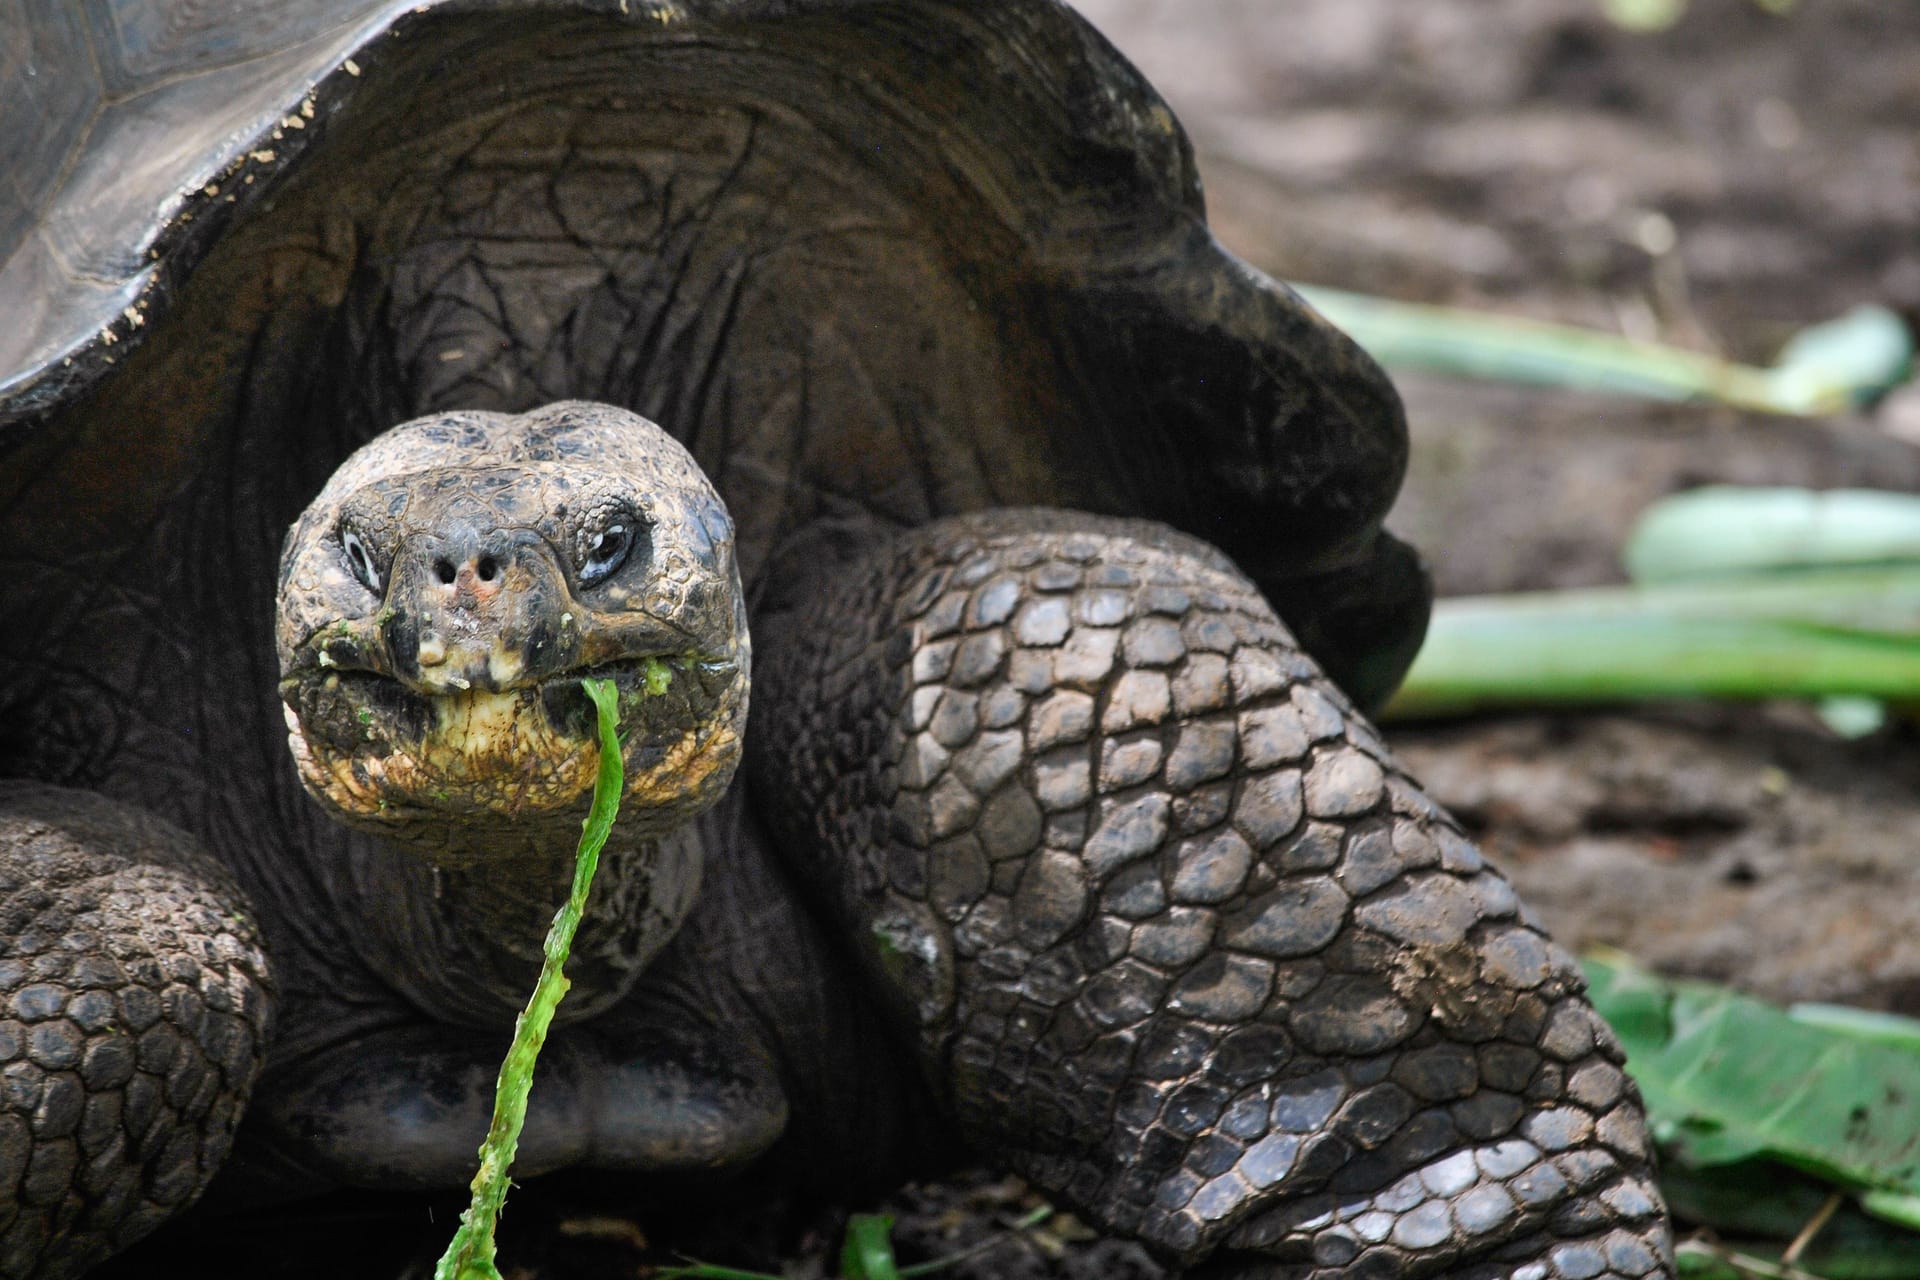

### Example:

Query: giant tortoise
xmin=0 ymin=2 xmax=1671 ymax=1276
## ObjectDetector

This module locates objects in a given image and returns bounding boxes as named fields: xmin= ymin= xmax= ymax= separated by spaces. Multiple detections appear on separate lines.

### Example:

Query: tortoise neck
xmin=340 ymin=815 xmax=704 ymax=1028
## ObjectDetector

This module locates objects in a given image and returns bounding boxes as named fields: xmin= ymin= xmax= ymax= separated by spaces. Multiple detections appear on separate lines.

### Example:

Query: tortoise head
xmin=275 ymin=401 xmax=748 ymax=853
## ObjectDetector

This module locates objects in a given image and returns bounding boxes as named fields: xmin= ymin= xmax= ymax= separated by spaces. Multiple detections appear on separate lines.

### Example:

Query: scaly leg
xmin=0 ymin=783 xmax=271 ymax=1280
xmin=751 ymin=511 xmax=1671 ymax=1279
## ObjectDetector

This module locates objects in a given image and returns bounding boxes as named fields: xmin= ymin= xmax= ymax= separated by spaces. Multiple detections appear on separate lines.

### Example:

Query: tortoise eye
xmin=340 ymin=526 xmax=382 ymax=594
xmin=580 ymin=522 xmax=634 ymax=586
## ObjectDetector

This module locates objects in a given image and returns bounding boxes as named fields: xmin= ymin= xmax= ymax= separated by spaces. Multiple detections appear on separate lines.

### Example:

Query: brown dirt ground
xmin=100 ymin=1 xmax=1920 ymax=1276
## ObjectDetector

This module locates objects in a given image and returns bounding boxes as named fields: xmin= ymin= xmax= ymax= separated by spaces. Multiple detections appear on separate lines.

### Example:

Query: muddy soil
xmin=103 ymin=2 xmax=1920 ymax=1276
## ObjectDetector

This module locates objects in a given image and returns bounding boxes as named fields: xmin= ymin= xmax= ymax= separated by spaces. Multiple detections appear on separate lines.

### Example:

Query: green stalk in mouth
xmin=435 ymin=676 xmax=627 ymax=1280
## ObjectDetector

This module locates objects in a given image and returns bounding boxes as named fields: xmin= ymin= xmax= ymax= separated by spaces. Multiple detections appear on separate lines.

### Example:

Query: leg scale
xmin=752 ymin=511 xmax=1672 ymax=1279
xmin=0 ymin=783 xmax=271 ymax=1280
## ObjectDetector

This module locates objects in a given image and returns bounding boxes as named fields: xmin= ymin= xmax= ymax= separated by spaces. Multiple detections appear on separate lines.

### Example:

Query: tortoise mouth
xmin=538 ymin=654 xmax=742 ymax=737
xmin=286 ymin=648 xmax=724 ymax=726
xmin=279 ymin=651 xmax=746 ymax=847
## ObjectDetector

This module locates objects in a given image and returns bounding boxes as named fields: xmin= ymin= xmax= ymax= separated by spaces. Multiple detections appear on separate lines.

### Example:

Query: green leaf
xmin=1386 ymin=486 xmax=1920 ymax=718
xmin=1672 ymin=1244 xmax=1743 ymax=1280
xmin=1664 ymin=1163 xmax=1920 ymax=1275
xmin=1789 ymin=1004 xmax=1920 ymax=1055
xmin=840 ymin=1214 xmax=902 ymax=1280
xmin=1861 ymin=1190 xmax=1920 ymax=1234
xmin=1584 ymin=955 xmax=1920 ymax=1195
xmin=1662 ymin=1160 xmax=1840 ymax=1239
xmin=1816 ymin=697 xmax=1888 ymax=740
xmin=1295 ymin=284 xmax=1774 ymax=404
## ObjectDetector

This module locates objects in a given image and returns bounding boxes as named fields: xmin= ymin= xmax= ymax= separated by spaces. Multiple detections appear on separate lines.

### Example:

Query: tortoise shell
xmin=0 ymin=0 xmax=1425 ymax=713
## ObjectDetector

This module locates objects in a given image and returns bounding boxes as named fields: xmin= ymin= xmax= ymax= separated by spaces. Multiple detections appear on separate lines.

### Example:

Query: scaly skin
xmin=751 ymin=510 xmax=1672 ymax=1279
xmin=0 ymin=6 xmax=1624 ymax=1275
xmin=0 ymin=784 xmax=270 ymax=1280
xmin=0 ymin=406 xmax=1670 ymax=1279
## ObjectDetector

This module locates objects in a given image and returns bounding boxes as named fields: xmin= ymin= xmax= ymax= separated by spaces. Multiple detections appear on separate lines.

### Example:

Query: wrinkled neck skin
xmin=338 ymin=806 xmax=704 ymax=1029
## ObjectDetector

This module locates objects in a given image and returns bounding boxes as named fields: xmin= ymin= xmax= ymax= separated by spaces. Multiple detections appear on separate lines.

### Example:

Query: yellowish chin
xmin=283 ymin=688 xmax=742 ymax=827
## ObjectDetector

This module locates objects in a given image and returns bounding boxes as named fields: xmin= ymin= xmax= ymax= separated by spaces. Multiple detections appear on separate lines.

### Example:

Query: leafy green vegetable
xmin=1585 ymin=956 xmax=1920 ymax=1273
xmin=434 ymin=677 xmax=625 ymax=1280
xmin=1788 ymin=1004 xmax=1920 ymax=1055
xmin=1771 ymin=305 xmax=1915 ymax=411
xmin=1600 ymin=0 xmax=1691 ymax=32
xmin=1601 ymin=0 xmax=1795 ymax=31
xmin=1584 ymin=954 xmax=1920 ymax=1200
xmin=1385 ymin=483 xmax=1920 ymax=718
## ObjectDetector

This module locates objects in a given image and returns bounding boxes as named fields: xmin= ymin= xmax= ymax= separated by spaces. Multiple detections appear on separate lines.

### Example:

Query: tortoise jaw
xmin=288 ymin=587 xmax=709 ymax=694
xmin=278 ymin=650 xmax=746 ymax=857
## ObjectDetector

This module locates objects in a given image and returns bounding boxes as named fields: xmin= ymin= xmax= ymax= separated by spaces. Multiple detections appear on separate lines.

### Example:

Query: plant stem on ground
xmin=1382 ymin=568 xmax=1920 ymax=718
xmin=1294 ymin=286 xmax=1912 ymax=414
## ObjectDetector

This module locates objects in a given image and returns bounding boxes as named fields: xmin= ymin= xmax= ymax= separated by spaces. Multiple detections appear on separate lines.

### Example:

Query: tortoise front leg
xmin=0 ymin=783 xmax=271 ymax=1280
xmin=751 ymin=511 xmax=1672 ymax=1280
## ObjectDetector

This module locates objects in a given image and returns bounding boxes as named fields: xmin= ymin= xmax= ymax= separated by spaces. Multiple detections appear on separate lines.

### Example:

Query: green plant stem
xmin=1296 ymin=285 xmax=1781 ymax=406
xmin=434 ymin=677 xmax=626 ymax=1280
xmin=1294 ymin=286 xmax=1910 ymax=415
xmin=1624 ymin=488 xmax=1920 ymax=583
xmin=1382 ymin=569 xmax=1920 ymax=718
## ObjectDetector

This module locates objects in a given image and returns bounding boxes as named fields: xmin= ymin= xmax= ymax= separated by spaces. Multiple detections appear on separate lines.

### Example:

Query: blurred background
xmin=1082 ymin=0 xmax=1920 ymax=596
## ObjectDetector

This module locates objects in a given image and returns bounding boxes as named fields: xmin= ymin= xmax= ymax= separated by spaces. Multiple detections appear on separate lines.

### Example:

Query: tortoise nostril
xmin=434 ymin=559 xmax=456 ymax=585
xmin=477 ymin=556 xmax=499 ymax=583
